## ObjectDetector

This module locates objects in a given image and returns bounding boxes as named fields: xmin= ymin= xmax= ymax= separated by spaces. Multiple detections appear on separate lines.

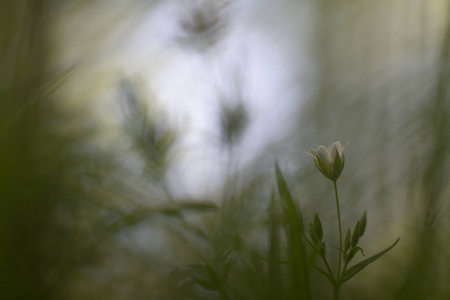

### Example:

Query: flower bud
xmin=308 ymin=222 xmax=319 ymax=244
xmin=313 ymin=213 xmax=323 ymax=241
xmin=307 ymin=141 xmax=349 ymax=182
xmin=344 ymin=228 xmax=351 ymax=252
xmin=359 ymin=211 xmax=367 ymax=237
xmin=318 ymin=242 xmax=327 ymax=257
xmin=351 ymin=221 xmax=361 ymax=247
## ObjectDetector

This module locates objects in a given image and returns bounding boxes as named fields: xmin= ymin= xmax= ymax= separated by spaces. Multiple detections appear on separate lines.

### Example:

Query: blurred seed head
xmin=118 ymin=79 xmax=176 ymax=179
xmin=175 ymin=0 xmax=230 ymax=51
xmin=219 ymin=101 xmax=249 ymax=147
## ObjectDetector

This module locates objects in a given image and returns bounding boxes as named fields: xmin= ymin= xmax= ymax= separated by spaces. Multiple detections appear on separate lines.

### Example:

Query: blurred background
xmin=1 ymin=0 xmax=449 ymax=299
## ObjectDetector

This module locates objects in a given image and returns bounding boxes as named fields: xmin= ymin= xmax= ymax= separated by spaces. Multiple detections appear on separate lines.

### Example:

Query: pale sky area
xmin=52 ymin=0 xmax=316 ymax=197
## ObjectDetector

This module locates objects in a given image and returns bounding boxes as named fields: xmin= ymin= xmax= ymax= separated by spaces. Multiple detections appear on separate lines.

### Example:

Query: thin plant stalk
xmin=333 ymin=286 xmax=340 ymax=300
xmin=333 ymin=180 xmax=343 ymax=300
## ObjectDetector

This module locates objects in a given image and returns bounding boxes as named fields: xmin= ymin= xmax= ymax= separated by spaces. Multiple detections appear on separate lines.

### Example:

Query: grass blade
xmin=275 ymin=163 xmax=311 ymax=300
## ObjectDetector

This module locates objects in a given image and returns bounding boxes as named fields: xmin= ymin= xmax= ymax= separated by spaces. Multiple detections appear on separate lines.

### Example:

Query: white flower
xmin=308 ymin=141 xmax=349 ymax=181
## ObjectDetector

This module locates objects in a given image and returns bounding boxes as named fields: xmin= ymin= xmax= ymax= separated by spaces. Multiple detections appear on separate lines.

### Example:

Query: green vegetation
xmin=2 ymin=1 xmax=450 ymax=299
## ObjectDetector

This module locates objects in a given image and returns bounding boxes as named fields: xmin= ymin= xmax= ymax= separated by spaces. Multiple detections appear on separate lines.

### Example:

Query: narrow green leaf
xmin=344 ymin=246 xmax=365 ymax=264
xmin=97 ymin=200 xmax=218 ymax=258
xmin=275 ymin=164 xmax=301 ymax=227
xmin=312 ymin=265 xmax=335 ymax=284
xmin=275 ymin=163 xmax=311 ymax=300
xmin=351 ymin=221 xmax=361 ymax=247
xmin=261 ymin=257 xmax=291 ymax=264
xmin=343 ymin=228 xmax=351 ymax=252
xmin=171 ymin=201 xmax=218 ymax=212
xmin=342 ymin=238 xmax=400 ymax=283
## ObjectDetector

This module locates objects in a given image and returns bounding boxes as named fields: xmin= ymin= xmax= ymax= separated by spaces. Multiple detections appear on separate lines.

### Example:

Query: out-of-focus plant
xmin=268 ymin=142 xmax=399 ymax=300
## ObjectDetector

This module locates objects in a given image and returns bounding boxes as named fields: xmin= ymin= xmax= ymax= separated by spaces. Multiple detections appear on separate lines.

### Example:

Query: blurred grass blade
xmin=100 ymin=201 xmax=218 ymax=237
xmin=275 ymin=163 xmax=311 ymax=300
xmin=174 ymin=200 xmax=219 ymax=211
xmin=342 ymin=238 xmax=400 ymax=283
xmin=261 ymin=258 xmax=291 ymax=264
xmin=0 ymin=66 xmax=79 ymax=136
xmin=180 ymin=263 xmax=218 ymax=290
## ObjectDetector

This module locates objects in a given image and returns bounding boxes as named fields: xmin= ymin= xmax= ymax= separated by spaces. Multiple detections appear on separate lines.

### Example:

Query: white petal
xmin=341 ymin=141 xmax=350 ymax=153
xmin=326 ymin=144 xmax=333 ymax=155
xmin=307 ymin=149 xmax=318 ymax=159
xmin=334 ymin=141 xmax=342 ymax=152
xmin=329 ymin=143 xmax=337 ymax=163
xmin=318 ymin=145 xmax=331 ymax=164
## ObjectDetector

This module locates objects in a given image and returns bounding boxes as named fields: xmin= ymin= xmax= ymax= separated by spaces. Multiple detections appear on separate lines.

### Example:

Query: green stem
xmin=342 ymin=261 xmax=350 ymax=278
xmin=333 ymin=285 xmax=340 ymax=300
xmin=302 ymin=233 xmax=336 ymax=285
xmin=333 ymin=180 xmax=343 ymax=292
xmin=322 ymin=254 xmax=336 ymax=286
xmin=219 ymin=284 xmax=230 ymax=300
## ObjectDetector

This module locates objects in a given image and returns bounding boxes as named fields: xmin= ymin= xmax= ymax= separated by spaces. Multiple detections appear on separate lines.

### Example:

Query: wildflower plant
xmin=305 ymin=141 xmax=400 ymax=299
xmin=273 ymin=141 xmax=399 ymax=300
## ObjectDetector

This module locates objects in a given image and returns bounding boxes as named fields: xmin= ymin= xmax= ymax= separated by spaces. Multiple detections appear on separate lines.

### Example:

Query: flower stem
xmin=333 ymin=180 xmax=343 ymax=294
xmin=333 ymin=285 xmax=340 ymax=300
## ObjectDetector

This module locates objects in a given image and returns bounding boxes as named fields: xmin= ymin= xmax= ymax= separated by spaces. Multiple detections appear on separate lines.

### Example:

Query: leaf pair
xmin=341 ymin=238 xmax=400 ymax=283
xmin=340 ymin=211 xmax=399 ymax=284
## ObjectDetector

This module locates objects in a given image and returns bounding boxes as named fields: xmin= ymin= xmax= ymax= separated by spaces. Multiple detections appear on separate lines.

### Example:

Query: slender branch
xmin=322 ymin=253 xmax=337 ymax=287
xmin=342 ymin=261 xmax=350 ymax=278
